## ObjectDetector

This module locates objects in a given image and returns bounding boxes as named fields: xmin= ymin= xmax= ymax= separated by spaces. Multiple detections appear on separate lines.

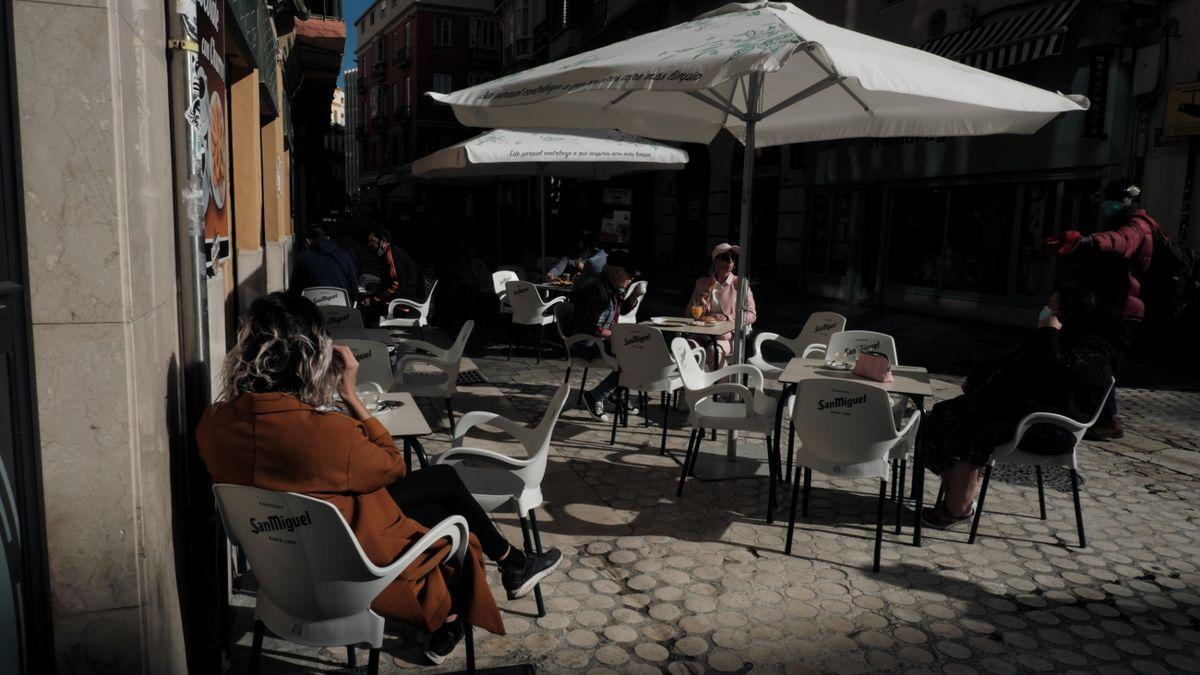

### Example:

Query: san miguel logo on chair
xmin=353 ymin=350 xmax=371 ymax=362
xmin=848 ymin=341 xmax=880 ymax=355
xmin=249 ymin=511 xmax=313 ymax=534
xmin=814 ymin=321 xmax=837 ymax=334
xmin=817 ymin=394 xmax=868 ymax=413
xmin=624 ymin=333 xmax=652 ymax=347
xmin=512 ymin=286 xmax=530 ymax=295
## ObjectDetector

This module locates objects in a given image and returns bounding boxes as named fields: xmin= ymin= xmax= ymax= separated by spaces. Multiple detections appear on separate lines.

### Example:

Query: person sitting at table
xmin=921 ymin=287 xmax=1120 ymax=528
xmin=574 ymin=232 xmax=608 ymax=285
xmin=566 ymin=250 xmax=639 ymax=419
xmin=546 ymin=230 xmax=592 ymax=281
xmin=686 ymin=243 xmax=757 ymax=368
xmin=196 ymin=293 xmax=562 ymax=664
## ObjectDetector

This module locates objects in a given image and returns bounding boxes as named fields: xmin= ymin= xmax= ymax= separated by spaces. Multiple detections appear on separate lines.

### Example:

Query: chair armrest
xmin=397 ymin=353 xmax=456 ymax=374
xmin=801 ymin=343 xmax=827 ymax=358
xmin=374 ymin=515 xmax=469 ymax=578
xmin=397 ymin=339 xmax=449 ymax=359
xmin=387 ymin=298 xmax=426 ymax=314
xmin=356 ymin=382 xmax=384 ymax=395
xmin=563 ymin=333 xmax=596 ymax=351
xmin=997 ymin=411 xmax=1090 ymax=457
xmin=451 ymin=410 xmax=539 ymax=450
xmin=435 ymin=445 xmax=534 ymax=469
xmin=752 ymin=332 xmax=782 ymax=355
xmin=595 ymin=340 xmax=619 ymax=369
xmin=542 ymin=296 xmax=566 ymax=312
xmin=708 ymin=363 xmax=765 ymax=390
xmin=690 ymin=383 xmax=755 ymax=418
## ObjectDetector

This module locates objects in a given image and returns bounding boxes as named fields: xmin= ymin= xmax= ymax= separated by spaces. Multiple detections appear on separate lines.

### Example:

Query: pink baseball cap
xmin=711 ymin=243 xmax=741 ymax=259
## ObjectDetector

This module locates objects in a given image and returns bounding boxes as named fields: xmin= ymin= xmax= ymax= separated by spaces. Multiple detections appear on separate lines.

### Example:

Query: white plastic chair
xmin=609 ymin=324 xmax=689 ymax=452
xmin=379 ymin=279 xmax=438 ymax=337
xmin=506 ymin=280 xmax=565 ymax=364
xmin=392 ymin=321 xmax=475 ymax=430
xmin=336 ymin=339 xmax=396 ymax=391
xmin=434 ymin=383 xmax=571 ymax=617
xmin=825 ymin=330 xmax=899 ymax=365
xmin=749 ymin=311 xmax=847 ymax=380
xmin=785 ymin=378 xmax=921 ymax=572
xmin=212 ymin=484 xmax=474 ymax=675
xmin=302 ymin=286 xmax=351 ymax=307
xmin=966 ymin=378 xmax=1114 ymax=548
xmin=320 ymin=305 xmax=365 ymax=329
xmin=669 ymin=337 xmax=780 ymax=511
xmin=492 ymin=270 xmax=519 ymax=316
xmin=554 ymin=302 xmax=616 ymax=406
xmin=617 ymin=280 xmax=649 ymax=324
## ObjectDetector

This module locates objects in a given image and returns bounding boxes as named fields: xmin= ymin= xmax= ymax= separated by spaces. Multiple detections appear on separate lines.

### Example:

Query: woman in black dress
xmin=922 ymin=288 xmax=1121 ymax=528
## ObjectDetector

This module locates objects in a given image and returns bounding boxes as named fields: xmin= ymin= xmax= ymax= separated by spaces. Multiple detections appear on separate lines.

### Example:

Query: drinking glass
xmin=690 ymin=304 xmax=704 ymax=321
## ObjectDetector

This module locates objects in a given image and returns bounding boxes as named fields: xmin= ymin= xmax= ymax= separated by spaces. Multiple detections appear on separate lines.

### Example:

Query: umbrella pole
xmin=727 ymin=72 xmax=763 ymax=462
xmin=539 ymin=164 xmax=547 ymax=279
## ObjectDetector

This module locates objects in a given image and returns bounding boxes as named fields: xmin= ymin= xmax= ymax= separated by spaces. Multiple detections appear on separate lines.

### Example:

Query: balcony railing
xmin=393 ymin=46 xmax=411 ymax=66
xmin=305 ymin=0 xmax=343 ymax=20
xmin=372 ymin=62 xmax=387 ymax=81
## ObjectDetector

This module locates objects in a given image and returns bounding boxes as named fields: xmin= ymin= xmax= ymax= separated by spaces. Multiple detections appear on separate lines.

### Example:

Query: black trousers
xmin=387 ymin=464 xmax=510 ymax=561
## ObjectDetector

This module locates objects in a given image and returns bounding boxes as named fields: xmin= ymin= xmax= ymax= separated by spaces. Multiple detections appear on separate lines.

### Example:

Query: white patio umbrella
xmin=431 ymin=1 xmax=1088 ymax=355
xmin=412 ymin=128 xmax=688 ymax=276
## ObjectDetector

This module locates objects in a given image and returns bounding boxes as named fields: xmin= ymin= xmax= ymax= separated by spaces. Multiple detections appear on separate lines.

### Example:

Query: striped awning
xmin=922 ymin=0 xmax=1081 ymax=72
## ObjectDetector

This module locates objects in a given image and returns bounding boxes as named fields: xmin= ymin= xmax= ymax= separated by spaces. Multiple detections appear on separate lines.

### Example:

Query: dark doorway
xmin=0 ymin=0 xmax=55 ymax=670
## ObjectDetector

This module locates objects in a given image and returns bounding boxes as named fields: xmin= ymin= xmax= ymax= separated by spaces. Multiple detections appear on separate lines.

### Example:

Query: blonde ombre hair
xmin=218 ymin=293 xmax=342 ymax=408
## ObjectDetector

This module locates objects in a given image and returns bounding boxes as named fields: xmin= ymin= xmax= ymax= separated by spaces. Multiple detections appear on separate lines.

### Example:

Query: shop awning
xmin=922 ymin=0 xmax=1081 ymax=72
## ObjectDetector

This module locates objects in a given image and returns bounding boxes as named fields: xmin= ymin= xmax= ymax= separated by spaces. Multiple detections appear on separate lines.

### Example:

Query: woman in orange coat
xmin=197 ymin=293 xmax=561 ymax=664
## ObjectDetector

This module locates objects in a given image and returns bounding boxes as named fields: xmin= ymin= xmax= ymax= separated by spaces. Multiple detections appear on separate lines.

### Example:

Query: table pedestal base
xmin=690 ymin=443 xmax=773 ymax=481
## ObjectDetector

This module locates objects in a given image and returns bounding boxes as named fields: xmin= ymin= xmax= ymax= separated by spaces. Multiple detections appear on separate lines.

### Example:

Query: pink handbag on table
xmin=853 ymin=350 xmax=894 ymax=383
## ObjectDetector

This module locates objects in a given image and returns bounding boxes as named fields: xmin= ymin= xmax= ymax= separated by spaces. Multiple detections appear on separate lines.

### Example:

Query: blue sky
xmin=338 ymin=0 xmax=373 ymax=88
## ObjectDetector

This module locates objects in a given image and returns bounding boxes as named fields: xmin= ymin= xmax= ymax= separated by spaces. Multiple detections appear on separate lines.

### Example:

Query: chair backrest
xmin=619 ymin=281 xmax=649 ymax=323
xmin=445 ymin=321 xmax=475 ymax=374
xmin=553 ymin=301 xmax=575 ymax=341
xmin=798 ymin=312 xmax=847 ymax=349
xmin=826 ymin=330 xmax=899 ymax=365
xmin=336 ymin=339 xmax=394 ymax=389
xmin=525 ymin=383 xmax=572 ymax=487
xmin=302 ymin=286 xmax=350 ymax=307
xmin=612 ymin=324 xmax=674 ymax=389
xmin=213 ymin=484 xmax=392 ymax=622
xmin=669 ymin=337 xmax=710 ymax=392
xmin=320 ymin=305 xmax=365 ymax=329
xmin=505 ymin=281 xmax=551 ymax=321
xmin=492 ymin=270 xmax=519 ymax=296
xmin=791 ymin=379 xmax=899 ymax=473
xmin=496 ymin=265 xmax=525 ymax=281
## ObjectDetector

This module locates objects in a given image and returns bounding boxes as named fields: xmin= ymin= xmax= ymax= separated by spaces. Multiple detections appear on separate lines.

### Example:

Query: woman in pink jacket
xmin=687 ymin=243 xmax=757 ymax=368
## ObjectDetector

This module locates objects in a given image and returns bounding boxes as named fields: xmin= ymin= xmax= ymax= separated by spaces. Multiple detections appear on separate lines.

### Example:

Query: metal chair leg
xmin=1070 ymin=468 xmax=1086 ymax=548
xmin=766 ymin=434 xmax=778 ymax=524
xmin=445 ymin=398 xmax=456 ymax=432
xmin=889 ymin=460 xmax=898 ymax=501
xmin=537 ymin=324 xmax=545 ymax=363
xmin=529 ymin=510 xmax=547 ymax=614
xmin=610 ymin=389 xmax=621 ymax=445
xmin=576 ymin=367 xmax=588 ymax=405
xmin=660 ymin=395 xmax=671 ymax=455
xmin=518 ymin=515 xmax=546 ymax=617
xmin=249 ymin=620 xmax=265 ymax=675
xmin=1035 ymin=465 xmax=1047 ymax=520
xmin=367 ymin=647 xmax=380 ymax=675
xmin=801 ymin=467 xmax=812 ymax=518
xmin=677 ymin=428 xmax=699 ymax=497
xmin=874 ymin=478 xmax=887 ymax=573
xmin=687 ymin=428 xmax=705 ymax=477
xmin=785 ymin=466 xmax=803 ymax=555
xmin=641 ymin=391 xmax=650 ymax=427
xmin=563 ymin=366 xmax=571 ymax=384
xmin=347 ymin=645 xmax=357 ymax=669
xmin=895 ymin=458 xmax=907 ymax=535
xmin=967 ymin=465 xmax=993 ymax=544
xmin=464 ymin=623 xmax=476 ymax=675
xmin=785 ymin=420 xmax=795 ymax=484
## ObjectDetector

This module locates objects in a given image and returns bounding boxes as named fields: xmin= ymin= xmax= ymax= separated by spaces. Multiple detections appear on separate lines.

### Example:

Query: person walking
xmin=290 ymin=226 xmax=357 ymax=302
xmin=1046 ymin=181 xmax=1156 ymax=440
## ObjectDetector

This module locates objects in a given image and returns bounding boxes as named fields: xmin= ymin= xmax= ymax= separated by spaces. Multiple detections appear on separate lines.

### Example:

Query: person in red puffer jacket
xmin=1046 ymin=182 xmax=1156 ymax=440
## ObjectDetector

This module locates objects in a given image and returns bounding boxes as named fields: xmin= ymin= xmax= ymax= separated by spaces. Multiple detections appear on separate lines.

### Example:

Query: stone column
xmin=231 ymin=67 xmax=265 ymax=311
xmin=13 ymin=0 xmax=187 ymax=670
xmin=262 ymin=59 xmax=291 ymax=293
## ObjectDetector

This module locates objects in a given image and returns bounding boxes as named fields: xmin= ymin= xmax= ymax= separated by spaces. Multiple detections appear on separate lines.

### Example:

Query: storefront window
xmin=888 ymin=186 xmax=947 ymax=287
xmin=942 ymin=183 xmax=1017 ymax=294
xmin=829 ymin=192 xmax=851 ymax=277
xmin=805 ymin=192 xmax=850 ymax=277
xmin=1013 ymin=181 xmax=1059 ymax=296
xmin=807 ymin=193 xmax=830 ymax=275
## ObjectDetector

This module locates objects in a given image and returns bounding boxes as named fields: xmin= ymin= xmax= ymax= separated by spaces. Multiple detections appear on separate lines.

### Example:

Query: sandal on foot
xmin=921 ymin=504 xmax=974 ymax=530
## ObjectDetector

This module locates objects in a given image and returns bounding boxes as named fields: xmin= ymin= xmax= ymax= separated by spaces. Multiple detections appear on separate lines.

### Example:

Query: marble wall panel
xmin=32 ymin=321 xmax=139 ymax=616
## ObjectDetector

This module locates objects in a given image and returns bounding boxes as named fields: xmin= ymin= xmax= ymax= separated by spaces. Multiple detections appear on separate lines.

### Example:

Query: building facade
xmin=345 ymin=67 xmax=361 ymax=200
xmin=3 ymin=0 xmax=345 ymax=670
xmin=351 ymin=0 xmax=499 ymax=216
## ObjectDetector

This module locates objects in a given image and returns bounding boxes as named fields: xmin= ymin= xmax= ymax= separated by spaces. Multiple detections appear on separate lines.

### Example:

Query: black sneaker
xmin=502 ymin=548 xmax=563 ymax=600
xmin=582 ymin=392 xmax=606 ymax=420
xmin=424 ymin=618 xmax=464 ymax=665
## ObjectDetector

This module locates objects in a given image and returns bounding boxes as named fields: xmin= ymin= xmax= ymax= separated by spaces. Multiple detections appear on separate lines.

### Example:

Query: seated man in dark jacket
xmin=565 ymin=249 xmax=639 ymax=419
xmin=921 ymin=287 xmax=1120 ymax=528
xmin=290 ymin=226 xmax=358 ymax=302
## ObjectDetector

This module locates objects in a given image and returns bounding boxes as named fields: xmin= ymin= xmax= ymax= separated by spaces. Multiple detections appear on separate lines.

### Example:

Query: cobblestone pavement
xmin=235 ymin=340 xmax=1200 ymax=674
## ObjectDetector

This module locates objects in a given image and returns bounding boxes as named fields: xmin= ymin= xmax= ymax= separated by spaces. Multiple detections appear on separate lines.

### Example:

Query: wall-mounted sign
xmin=1164 ymin=81 xmax=1200 ymax=137
xmin=181 ymin=0 xmax=230 ymax=270
xmin=601 ymin=209 xmax=631 ymax=244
